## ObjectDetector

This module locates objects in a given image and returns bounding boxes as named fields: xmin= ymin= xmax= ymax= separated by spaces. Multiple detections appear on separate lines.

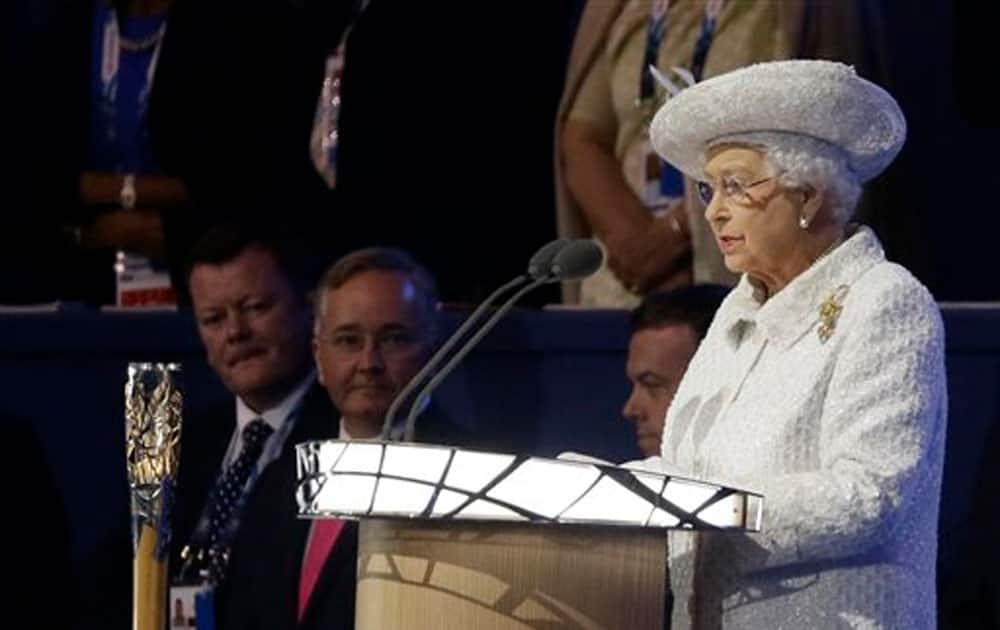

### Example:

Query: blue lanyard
xmin=690 ymin=0 xmax=723 ymax=83
xmin=186 ymin=403 xmax=301 ymax=550
xmin=639 ymin=0 xmax=723 ymax=104
xmin=639 ymin=0 xmax=671 ymax=103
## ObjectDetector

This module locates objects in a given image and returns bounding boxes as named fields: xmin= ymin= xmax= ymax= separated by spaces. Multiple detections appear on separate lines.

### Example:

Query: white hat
xmin=649 ymin=59 xmax=906 ymax=182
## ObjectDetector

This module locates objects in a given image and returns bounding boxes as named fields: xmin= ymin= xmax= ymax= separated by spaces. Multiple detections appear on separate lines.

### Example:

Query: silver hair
xmin=312 ymin=247 xmax=439 ymax=342
xmin=711 ymin=132 xmax=862 ymax=225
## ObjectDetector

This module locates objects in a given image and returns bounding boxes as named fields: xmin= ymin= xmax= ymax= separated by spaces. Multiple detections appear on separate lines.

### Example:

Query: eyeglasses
xmin=696 ymin=173 xmax=779 ymax=206
xmin=315 ymin=329 xmax=422 ymax=357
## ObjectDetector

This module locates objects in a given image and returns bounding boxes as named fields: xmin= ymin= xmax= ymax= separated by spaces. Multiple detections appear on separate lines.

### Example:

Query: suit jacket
xmin=172 ymin=381 xmax=337 ymax=573
xmin=72 ymin=380 xmax=336 ymax=630
xmin=216 ymin=402 xmax=473 ymax=630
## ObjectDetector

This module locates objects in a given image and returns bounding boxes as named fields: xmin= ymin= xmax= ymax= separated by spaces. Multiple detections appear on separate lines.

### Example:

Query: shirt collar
xmin=719 ymin=225 xmax=885 ymax=348
xmin=337 ymin=417 xmax=388 ymax=441
xmin=235 ymin=370 xmax=316 ymax=433
xmin=338 ymin=395 xmax=431 ymax=441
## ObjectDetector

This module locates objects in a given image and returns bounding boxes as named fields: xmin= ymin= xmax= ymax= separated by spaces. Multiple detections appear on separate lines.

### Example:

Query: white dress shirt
xmin=227 ymin=371 xmax=316 ymax=476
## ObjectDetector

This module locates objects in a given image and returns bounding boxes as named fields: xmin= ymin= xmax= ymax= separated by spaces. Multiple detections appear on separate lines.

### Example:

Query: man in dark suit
xmin=72 ymin=223 xmax=334 ymax=629
xmin=175 ymin=223 xmax=334 ymax=583
xmin=217 ymin=247 xmax=470 ymax=629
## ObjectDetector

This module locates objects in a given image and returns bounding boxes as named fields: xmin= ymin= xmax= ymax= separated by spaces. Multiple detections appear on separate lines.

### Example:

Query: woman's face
xmin=700 ymin=146 xmax=810 ymax=285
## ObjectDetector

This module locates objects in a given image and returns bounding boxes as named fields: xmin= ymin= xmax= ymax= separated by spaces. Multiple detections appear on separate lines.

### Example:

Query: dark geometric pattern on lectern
xmin=294 ymin=441 xmax=761 ymax=532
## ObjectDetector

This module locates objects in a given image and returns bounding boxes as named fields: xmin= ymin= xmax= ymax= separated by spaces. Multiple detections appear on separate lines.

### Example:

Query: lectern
xmin=296 ymin=441 xmax=762 ymax=630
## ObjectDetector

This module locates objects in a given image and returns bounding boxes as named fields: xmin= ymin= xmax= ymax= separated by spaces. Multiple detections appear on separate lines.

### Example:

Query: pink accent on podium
xmin=298 ymin=519 xmax=346 ymax=621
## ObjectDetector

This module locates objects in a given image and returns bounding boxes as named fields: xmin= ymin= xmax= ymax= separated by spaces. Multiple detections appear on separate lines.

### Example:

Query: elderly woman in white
xmin=644 ymin=60 xmax=947 ymax=629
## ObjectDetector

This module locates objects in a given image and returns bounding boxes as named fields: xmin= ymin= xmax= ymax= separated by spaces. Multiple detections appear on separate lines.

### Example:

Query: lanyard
xmin=184 ymin=402 xmax=301 ymax=556
xmin=96 ymin=2 xmax=167 ymax=168
xmin=690 ymin=0 xmax=723 ymax=83
xmin=639 ymin=0 xmax=671 ymax=103
xmin=638 ymin=0 xmax=724 ymax=105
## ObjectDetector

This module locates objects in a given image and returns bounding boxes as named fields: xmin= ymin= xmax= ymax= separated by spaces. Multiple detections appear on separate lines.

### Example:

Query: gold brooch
xmin=817 ymin=285 xmax=849 ymax=343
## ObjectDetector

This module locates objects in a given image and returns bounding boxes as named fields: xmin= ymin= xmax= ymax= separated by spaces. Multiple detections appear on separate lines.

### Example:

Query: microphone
xmin=548 ymin=238 xmax=603 ymax=280
xmin=527 ymin=238 xmax=570 ymax=279
xmin=401 ymin=238 xmax=603 ymax=440
xmin=379 ymin=238 xmax=571 ymax=439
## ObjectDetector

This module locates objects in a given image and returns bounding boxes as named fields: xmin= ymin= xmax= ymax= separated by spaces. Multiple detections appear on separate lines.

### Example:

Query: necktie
xmin=205 ymin=418 xmax=274 ymax=584
xmin=298 ymin=519 xmax=346 ymax=621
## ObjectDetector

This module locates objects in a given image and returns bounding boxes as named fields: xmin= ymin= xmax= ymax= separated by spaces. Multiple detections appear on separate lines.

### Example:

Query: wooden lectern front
xmin=296 ymin=441 xmax=761 ymax=630
xmin=356 ymin=520 xmax=666 ymax=629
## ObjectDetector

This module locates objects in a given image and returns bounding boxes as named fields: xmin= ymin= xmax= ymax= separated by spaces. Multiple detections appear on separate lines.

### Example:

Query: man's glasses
xmin=315 ymin=329 xmax=420 ymax=357
xmin=696 ymin=174 xmax=779 ymax=206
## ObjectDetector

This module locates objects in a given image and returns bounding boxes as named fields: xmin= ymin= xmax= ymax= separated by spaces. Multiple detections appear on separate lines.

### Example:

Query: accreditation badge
xmin=634 ymin=134 xmax=684 ymax=213
xmin=168 ymin=584 xmax=215 ymax=629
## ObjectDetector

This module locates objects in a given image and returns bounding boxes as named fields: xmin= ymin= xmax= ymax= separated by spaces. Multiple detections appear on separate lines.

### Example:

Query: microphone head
xmin=527 ymin=238 xmax=571 ymax=279
xmin=549 ymin=239 xmax=604 ymax=281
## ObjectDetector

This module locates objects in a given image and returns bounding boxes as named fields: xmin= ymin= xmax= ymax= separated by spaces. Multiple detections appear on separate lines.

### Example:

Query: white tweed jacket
xmin=660 ymin=226 xmax=947 ymax=629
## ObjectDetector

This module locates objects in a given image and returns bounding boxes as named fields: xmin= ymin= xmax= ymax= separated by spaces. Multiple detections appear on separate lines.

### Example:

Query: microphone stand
xmin=380 ymin=238 xmax=570 ymax=440
xmin=379 ymin=275 xmax=529 ymax=439
xmin=402 ymin=274 xmax=552 ymax=441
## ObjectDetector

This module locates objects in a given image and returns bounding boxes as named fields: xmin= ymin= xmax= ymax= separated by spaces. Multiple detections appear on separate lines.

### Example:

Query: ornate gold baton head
xmin=125 ymin=362 xmax=183 ymax=560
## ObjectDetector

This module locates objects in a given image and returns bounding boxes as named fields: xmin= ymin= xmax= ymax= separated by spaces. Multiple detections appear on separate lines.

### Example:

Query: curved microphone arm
xmin=379 ymin=274 xmax=529 ymax=439
xmin=402 ymin=275 xmax=550 ymax=441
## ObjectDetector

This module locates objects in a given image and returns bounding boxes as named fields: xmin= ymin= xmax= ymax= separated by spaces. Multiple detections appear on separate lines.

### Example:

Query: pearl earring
xmin=799 ymin=215 xmax=810 ymax=230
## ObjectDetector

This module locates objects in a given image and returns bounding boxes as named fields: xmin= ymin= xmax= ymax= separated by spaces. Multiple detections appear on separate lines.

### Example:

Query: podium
xmin=296 ymin=441 xmax=762 ymax=630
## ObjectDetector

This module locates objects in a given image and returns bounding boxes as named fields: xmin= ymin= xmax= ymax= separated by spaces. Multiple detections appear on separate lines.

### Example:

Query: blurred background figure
xmin=307 ymin=1 xmax=576 ymax=305
xmin=8 ymin=0 xmax=354 ymax=305
xmin=4 ymin=415 xmax=72 ymax=630
xmin=17 ymin=0 xmax=188 ymax=305
xmin=556 ymin=0 xmax=887 ymax=306
xmin=623 ymin=284 xmax=726 ymax=457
